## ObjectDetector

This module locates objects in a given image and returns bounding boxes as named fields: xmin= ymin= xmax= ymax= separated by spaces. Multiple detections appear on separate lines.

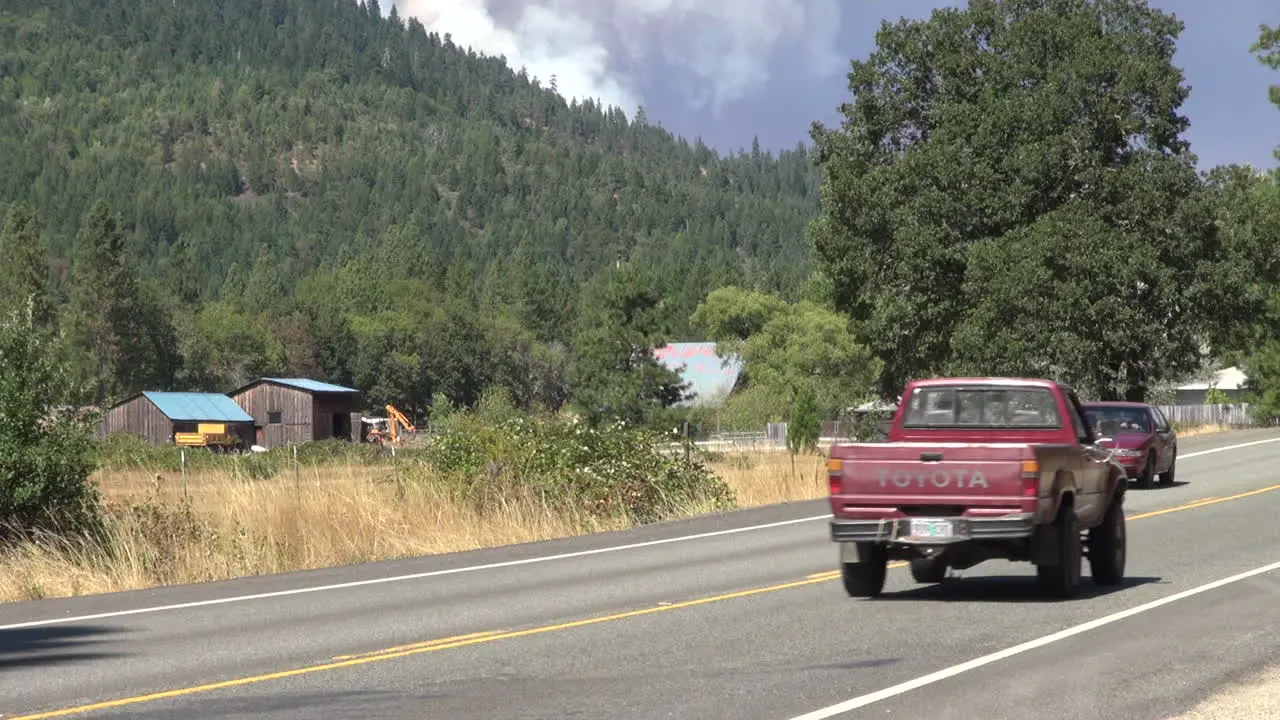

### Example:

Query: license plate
xmin=909 ymin=518 xmax=953 ymax=538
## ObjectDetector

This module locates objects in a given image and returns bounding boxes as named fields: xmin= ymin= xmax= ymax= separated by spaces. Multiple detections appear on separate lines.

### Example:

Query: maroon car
xmin=1080 ymin=401 xmax=1178 ymax=489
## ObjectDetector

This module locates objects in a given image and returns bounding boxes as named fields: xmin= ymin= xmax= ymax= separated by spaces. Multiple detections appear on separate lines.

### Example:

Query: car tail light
xmin=1021 ymin=459 xmax=1039 ymax=497
xmin=827 ymin=458 xmax=843 ymax=495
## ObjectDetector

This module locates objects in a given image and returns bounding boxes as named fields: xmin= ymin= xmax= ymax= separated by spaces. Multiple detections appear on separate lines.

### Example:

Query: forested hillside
xmin=4 ymin=0 xmax=1280 ymax=438
xmin=0 ymin=0 xmax=819 ymax=420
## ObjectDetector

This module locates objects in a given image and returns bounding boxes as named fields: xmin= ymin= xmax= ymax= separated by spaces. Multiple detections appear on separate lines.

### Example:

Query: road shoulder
xmin=823 ymin=567 xmax=1280 ymax=720
xmin=1170 ymin=663 xmax=1280 ymax=719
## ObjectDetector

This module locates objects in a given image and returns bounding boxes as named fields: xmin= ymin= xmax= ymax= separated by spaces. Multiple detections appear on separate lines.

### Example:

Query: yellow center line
xmin=13 ymin=483 xmax=1280 ymax=720
xmin=329 ymin=629 xmax=506 ymax=661
xmin=1127 ymin=485 xmax=1279 ymax=520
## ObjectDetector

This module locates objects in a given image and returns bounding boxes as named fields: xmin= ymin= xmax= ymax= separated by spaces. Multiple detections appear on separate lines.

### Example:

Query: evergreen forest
xmin=3 ymin=0 xmax=1280 ymax=433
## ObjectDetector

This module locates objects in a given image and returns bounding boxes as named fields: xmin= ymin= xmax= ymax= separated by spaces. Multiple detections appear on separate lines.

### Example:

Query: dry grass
xmin=710 ymin=450 xmax=827 ymax=506
xmin=1175 ymin=423 xmax=1232 ymax=438
xmin=1169 ymin=664 xmax=1280 ymax=719
xmin=0 ymin=450 xmax=827 ymax=603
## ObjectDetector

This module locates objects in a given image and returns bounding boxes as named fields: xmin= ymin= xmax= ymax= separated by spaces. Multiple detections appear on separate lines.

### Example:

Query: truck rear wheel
xmin=909 ymin=556 xmax=947 ymax=584
xmin=1036 ymin=504 xmax=1082 ymax=599
xmin=1088 ymin=494 xmax=1126 ymax=586
xmin=841 ymin=543 xmax=888 ymax=598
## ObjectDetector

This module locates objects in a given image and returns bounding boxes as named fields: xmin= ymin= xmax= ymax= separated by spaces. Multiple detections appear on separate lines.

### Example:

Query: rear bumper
xmin=830 ymin=513 xmax=1036 ymax=545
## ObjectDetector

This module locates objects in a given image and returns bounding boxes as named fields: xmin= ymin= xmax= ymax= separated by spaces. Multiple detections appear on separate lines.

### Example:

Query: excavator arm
xmin=385 ymin=404 xmax=416 ymax=443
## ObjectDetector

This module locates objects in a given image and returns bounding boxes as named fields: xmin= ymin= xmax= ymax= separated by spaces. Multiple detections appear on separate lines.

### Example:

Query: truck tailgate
xmin=830 ymin=442 xmax=1036 ymax=505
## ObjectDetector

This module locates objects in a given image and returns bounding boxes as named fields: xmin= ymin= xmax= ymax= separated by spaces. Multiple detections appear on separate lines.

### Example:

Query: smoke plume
xmin=394 ymin=0 xmax=843 ymax=116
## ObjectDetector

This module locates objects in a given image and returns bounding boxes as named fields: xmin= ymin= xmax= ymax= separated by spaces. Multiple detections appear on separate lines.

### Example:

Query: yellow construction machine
xmin=365 ymin=404 xmax=416 ymax=445
xmin=174 ymin=423 xmax=241 ymax=451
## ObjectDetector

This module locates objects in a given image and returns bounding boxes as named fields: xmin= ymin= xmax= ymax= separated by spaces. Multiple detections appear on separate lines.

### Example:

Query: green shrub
xmin=94 ymin=433 xmax=225 ymax=472
xmin=423 ymin=411 xmax=736 ymax=525
xmin=232 ymin=452 xmax=280 ymax=481
xmin=787 ymin=387 xmax=821 ymax=454
xmin=287 ymin=438 xmax=385 ymax=466
xmin=0 ymin=304 xmax=102 ymax=539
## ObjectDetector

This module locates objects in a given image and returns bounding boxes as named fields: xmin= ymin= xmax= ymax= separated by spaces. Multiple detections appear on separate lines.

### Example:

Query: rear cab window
xmin=1064 ymin=390 xmax=1094 ymax=444
xmin=902 ymin=385 xmax=1064 ymax=429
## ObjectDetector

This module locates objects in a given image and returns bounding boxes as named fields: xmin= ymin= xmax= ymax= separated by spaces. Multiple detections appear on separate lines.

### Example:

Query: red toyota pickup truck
xmin=827 ymin=377 xmax=1127 ymax=599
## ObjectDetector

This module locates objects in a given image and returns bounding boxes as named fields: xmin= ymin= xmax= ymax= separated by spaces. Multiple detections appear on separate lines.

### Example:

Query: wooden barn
xmin=228 ymin=377 xmax=362 ymax=449
xmin=98 ymin=391 xmax=257 ymax=448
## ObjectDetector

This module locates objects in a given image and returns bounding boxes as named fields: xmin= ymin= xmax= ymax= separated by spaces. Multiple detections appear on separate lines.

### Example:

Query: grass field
xmin=1172 ymin=423 xmax=1233 ymax=438
xmin=0 ymin=450 xmax=826 ymax=603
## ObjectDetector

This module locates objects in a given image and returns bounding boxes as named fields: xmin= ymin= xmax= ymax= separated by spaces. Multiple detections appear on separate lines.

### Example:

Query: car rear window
xmin=1082 ymin=406 xmax=1151 ymax=434
xmin=902 ymin=386 xmax=1063 ymax=429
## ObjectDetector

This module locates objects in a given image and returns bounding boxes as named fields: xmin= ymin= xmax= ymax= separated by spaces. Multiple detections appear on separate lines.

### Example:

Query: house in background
xmin=98 ymin=391 xmax=256 ymax=448
xmin=1174 ymin=366 xmax=1249 ymax=405
xmin=228 ymin=378 xmax=361 ymax=449
xmin=654 ymin=342 xmax=744 ymax=408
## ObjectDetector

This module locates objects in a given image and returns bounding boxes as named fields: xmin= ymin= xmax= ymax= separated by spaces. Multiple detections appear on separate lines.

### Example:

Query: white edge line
xmin=0 ymin=513 xmax=830 ymax=630
xmin=785 ymin=558 xmax=1280 ymax=720
xmin=3 ymin=433 xmax=1277 ymax=630
xmin=1177 ymin=436 xmax=1280 ymax=459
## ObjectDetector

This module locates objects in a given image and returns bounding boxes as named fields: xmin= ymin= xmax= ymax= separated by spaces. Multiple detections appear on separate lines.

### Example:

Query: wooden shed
xmin=98 ymin=391 xmax=256 ymax=448
xmin=228 ymin=377 xmax=362 ymax=449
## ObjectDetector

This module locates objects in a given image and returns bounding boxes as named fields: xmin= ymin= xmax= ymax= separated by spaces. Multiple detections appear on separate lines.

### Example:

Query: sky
xmin=390 ymin=0 xmax=1278 ymax=171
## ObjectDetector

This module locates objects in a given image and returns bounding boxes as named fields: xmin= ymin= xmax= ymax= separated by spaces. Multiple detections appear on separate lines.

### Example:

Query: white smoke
xmin=394 ymin=0 xmax=842 ymax=116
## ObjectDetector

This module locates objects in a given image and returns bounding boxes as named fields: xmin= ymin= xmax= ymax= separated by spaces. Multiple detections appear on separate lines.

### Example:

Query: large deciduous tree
xmin=808 ymin=0 xmax=1241 ymax=401
xmin=689 ymin=285 xmax=882 ymax=424
xmin=1199 ymin=165 xmax=1280 ymax=364
xmin=1237 ymin=22 xmax=1280 ymax=420
xmin=1253 ymin=22 xmax=1280 ymax=165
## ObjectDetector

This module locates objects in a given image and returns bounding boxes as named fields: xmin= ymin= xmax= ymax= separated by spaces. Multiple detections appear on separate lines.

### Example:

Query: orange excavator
xmin=365 ymin=404 xmax=416 ymax=445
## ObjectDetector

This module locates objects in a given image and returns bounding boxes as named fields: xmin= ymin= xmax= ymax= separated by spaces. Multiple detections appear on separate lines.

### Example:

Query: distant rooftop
xmin=140 ymin=392 xmax=255 ymax=423
xmin=654 ymin=342 xmax=743 ymax=407
xmin=1176 ymin=366 xmax=1247 ymax=391
xmin=257 ymin=378 xmax=360 ymax=394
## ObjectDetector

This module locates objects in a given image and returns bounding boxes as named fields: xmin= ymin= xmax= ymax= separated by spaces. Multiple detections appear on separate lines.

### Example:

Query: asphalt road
xmin=5 ymin=428 xmax=1280 ymax=720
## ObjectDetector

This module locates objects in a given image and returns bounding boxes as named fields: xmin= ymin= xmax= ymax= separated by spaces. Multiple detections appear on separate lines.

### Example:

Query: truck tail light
xmin=827 ymin=458 xmax=843 ymax=495
xmin=1021 ymin=459 xmax=1039 ymax=497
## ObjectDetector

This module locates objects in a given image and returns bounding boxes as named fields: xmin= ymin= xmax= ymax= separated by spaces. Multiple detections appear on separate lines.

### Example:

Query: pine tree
xmin=569 ymin=263 xmax=689 ymax=427
xmin=0 ymin=202 xmax=54 ymax=331
xmin=64 ymin=200 xmax=180 ymax=403
xmin=65 ymin=200 xmax=135 ymax=403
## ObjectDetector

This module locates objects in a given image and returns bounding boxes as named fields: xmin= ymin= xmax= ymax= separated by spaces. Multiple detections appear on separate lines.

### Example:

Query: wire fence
xmin=683 ymin=403 xmax=1266 ymax=453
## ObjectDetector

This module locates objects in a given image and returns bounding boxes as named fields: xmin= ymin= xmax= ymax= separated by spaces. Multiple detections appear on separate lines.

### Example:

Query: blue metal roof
xmin=261 ymin=378 xmax=360 ymax=394
xmin=142 ymin=392 xmax=255 ymax=423
xmin=654 ymin=342 xmax=743 ymax=407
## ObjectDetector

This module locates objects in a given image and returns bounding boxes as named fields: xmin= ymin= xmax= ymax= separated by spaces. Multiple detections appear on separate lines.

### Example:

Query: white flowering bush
xmin=423 ymin=411 xmax=736 ymax=524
